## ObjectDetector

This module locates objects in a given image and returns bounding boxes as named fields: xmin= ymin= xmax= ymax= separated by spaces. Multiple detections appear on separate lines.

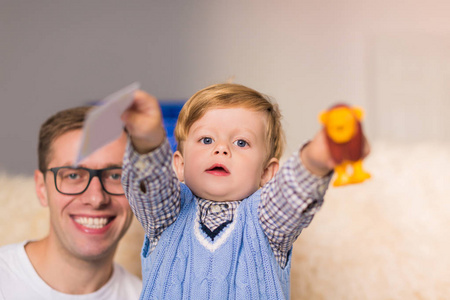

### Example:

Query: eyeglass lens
xmin=55 ymin=167 xmax=124 ymax=195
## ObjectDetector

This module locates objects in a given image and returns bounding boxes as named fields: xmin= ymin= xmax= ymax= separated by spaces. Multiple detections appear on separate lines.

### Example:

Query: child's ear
xmin=173 ymin=150 xmax=185 ymax=182
xmin=260 ymin=157 xmax=279 ymax=187
xmin=34 ymin=169 xmax=49 ymax=207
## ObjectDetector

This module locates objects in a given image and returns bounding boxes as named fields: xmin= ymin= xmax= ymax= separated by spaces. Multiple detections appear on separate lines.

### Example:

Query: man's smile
xmin=72 ymin=216 xmax=114 ymax=229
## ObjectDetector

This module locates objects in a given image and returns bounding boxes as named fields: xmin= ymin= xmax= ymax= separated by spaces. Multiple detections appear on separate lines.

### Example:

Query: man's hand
xmin=121 ymin=90 xmax=166 ymax=154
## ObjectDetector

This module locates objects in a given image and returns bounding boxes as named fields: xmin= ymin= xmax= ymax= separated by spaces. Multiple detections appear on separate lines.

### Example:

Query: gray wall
xmin=1 ymin=0 xmax=450 ymax=175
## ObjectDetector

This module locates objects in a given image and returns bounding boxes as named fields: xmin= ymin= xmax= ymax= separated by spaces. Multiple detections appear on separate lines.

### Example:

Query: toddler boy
xmin=122 ymin=83 xmax=343 ymax=299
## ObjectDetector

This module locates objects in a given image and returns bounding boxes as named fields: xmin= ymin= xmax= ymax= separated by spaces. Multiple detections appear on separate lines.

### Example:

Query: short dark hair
xmin=38 ymin=106 xmax=92 ymax=172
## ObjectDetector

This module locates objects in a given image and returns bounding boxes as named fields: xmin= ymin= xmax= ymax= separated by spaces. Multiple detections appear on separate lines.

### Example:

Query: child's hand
xmin=300 ymin=130 xmax=370 ymax=177
xmin=121 ymin=90 xmax=166 ymax=154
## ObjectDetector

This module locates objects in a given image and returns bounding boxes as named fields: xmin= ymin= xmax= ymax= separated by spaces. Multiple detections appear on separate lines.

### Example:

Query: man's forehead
xmin=48 ymin=130 xmax=125 ymax=168
xmin=46 ymin=130 xmax=81 ymax=166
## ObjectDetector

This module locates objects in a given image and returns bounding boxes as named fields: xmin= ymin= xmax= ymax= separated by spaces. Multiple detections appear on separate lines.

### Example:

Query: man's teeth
xmin=74 ymin=217 xmax=109 ymax=229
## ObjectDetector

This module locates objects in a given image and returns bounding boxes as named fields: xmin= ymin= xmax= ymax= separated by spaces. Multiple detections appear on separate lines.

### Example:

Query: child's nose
xmin=214 ymin=149 xmax=228 ymax=155
xmin=213 ymin=143 xmax=230 ymax=156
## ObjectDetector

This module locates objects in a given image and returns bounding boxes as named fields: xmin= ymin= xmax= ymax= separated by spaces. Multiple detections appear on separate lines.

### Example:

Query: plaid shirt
xmin=122 ymin=139 xmax=331 ymax=268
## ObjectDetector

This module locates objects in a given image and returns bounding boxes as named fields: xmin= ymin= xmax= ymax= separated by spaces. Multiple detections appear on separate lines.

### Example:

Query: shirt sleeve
xmin=258 ymin=146 xmax=332 ymax=268
xmin=122 ymin=138 xmax=180 ymax=249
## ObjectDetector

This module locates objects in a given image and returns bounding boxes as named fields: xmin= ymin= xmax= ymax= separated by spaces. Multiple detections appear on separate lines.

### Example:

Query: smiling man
xmin=0 ymin=107 xmax=141 ymax=299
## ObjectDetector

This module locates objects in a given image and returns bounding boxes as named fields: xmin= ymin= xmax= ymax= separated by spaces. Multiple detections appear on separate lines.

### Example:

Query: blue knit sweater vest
xmin=139 ymin=183 xmax=291 ymax=300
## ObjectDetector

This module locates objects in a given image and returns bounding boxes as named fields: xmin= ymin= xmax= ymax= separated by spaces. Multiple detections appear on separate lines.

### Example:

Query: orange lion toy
xmin=319 ymin=103 xmax=371 ymax=187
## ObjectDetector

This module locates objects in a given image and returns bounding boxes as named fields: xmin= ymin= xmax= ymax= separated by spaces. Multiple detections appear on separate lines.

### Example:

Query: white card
xmin=75 ymin=82 xmax=140 ymax=165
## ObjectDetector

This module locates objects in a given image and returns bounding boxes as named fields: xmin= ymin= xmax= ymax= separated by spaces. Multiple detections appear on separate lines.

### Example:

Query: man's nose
xmin=80 ymin=177 xmax=110 ymax=208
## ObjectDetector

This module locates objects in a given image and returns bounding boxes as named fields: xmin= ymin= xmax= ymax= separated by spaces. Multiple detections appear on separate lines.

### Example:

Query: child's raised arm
xmin=121 ymin=90 xmax=166 ymax=154
xmin=300 ymin=129 xmax=370 ymax=176
xmin=259 ymin=129 xmax=370 ymax=268
xmin=121 ymin=90 xmax=181 ymax=250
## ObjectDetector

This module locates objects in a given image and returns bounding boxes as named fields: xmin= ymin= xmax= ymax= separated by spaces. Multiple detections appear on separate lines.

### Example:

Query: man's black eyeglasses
xmin=44 ymin=166 xmax=124 ymax=196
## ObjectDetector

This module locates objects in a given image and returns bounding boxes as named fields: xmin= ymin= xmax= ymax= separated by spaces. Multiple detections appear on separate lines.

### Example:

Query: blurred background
xmin=1 ymin=0 xmax=449 ymax=175
xmin=2 ymin=2 xmax=450 ymax=298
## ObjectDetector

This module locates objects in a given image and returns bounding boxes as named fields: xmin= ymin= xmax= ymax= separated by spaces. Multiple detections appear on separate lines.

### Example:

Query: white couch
xmin=1 ymin=141 xmax=449 ymax=299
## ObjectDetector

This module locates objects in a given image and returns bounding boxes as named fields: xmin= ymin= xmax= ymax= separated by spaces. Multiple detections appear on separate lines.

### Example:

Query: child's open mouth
xmin=206 ymin=164 xmax=230 ymax=176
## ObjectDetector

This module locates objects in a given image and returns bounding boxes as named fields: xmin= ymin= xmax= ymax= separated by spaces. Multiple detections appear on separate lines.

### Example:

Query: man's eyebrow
xmin=75 ymin=163 xmax=123 ymax=169
xmin=58 ymin=162 xmax=75 ymax=168
xmin=106 ymin=164 xmax=123 ymax=168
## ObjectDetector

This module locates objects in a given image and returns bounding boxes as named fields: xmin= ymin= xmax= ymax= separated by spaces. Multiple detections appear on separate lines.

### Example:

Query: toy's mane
xmin=324 ymin=104 xmax=364 ymax=164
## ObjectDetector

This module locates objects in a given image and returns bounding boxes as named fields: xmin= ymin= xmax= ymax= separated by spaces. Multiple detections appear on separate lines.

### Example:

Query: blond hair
xmin=175 ymin=83 xmax=285 ymax=162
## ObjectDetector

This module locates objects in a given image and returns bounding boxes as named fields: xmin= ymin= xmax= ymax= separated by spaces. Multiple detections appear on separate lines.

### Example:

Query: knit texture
xmin=139 ymin=183 xmax=291 ymax=300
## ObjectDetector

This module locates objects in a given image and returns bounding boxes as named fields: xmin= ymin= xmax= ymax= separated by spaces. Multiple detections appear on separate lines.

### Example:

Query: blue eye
xmin=200 ymin=137 xmax=213 ymax=144
xmin=110 ymin=173 xmax=121 ymax=180
xmin=106 ymin=170 xmax=122 ymax=181
xmin=68 ymin=173 xmax=80 ymax=180
xmin=59 ymin=168 xmax=84 ymax=181
xmin=234 ymin=139 xmax=248 ymax=147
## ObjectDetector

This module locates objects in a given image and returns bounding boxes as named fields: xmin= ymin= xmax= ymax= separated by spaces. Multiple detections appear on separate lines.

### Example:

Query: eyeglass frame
xmin=44 ymin=166 xmax=125 ymax=196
